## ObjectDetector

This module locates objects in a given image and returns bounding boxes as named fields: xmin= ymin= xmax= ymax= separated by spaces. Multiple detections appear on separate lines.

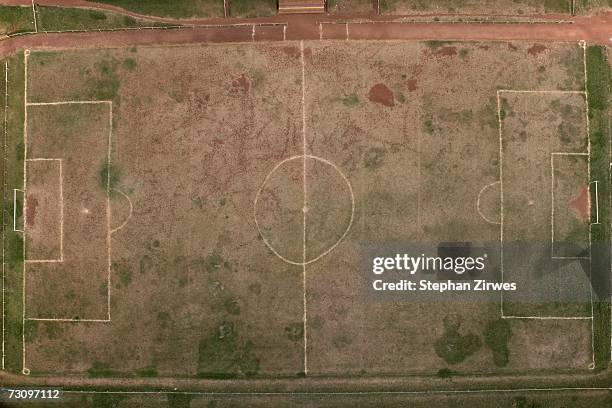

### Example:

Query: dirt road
xmin=0 ymin=1 xmax=610 ymax=59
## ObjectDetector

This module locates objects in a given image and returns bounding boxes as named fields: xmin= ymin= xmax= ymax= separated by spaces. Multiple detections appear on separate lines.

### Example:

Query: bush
xmin=434 ymin=327 xmax=481 ymax=365
xmin=436 ymin=368 xmax=454 ymax=378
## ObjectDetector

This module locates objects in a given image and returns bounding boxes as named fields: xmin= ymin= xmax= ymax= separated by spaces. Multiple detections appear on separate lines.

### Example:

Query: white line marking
xmin=591 ymin=180 xmax=599 ymax=224
xmin=27 ymin=101 xmax=110 ymax=106
xmin=12 ymin=189 xmax=23 ymax=232
xmin=1 ymin=59 xmax=7 ymax=370
xmin=551 ymin=153 xmax=590 ymax=258
xmin=23 ymin=101 xmax=113 ymax=331
xmin=106 ymin=102 xmax=112 ymax=322
xmin=609 ymin=55 xmax=612 ymax=365
xmin=23 ymin=158 xmax=64 ymax=263
xmin=30 ymin=0 xmax=37 ymax=33
xmin=345 ymin=23 xmax=349 ymax=41
xmin=25 ymin=318 xmax=110 ymax=323
xmin=109 ymin=188 xmax=133 ymax=234
xmin=497 ymin=90 xmax=505 ymax=318
xmin=300 ymin=40 xmax=308 ymax=376
xmin=59 ymin=387 xmax=612 ymax=396
xmin=551 ymin=152 xmax=589 ymax=156
xmin=498 ymin=89 xmax=585 ymax=94
xmin=6 ymin=22 xmax=289 ymax=39
xmin=476 ymin=181 xmax=501 ymax=225
xmin=253 ymin=155 xmax=355 ymax=266
xmin=316 ymin=19 xmax=575 ymax=27
xmin=502 ymin=315 xmax=592 ymax=320
xmin=22 ymin=49 xmax=29 ymax=376
xmin=498 ymin=84 xmax=594 ymax=342
xmin=251 ymin=25 xmax=255 ymax=41
xmin=319 ymin=23 xmax=322 ymax=41
xmin=580 ymin=40 xmax=596 ymax=368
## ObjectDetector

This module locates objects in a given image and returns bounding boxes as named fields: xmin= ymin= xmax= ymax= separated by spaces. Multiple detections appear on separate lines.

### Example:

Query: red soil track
xmin=0 ymin=1 xmax=610 ymax=57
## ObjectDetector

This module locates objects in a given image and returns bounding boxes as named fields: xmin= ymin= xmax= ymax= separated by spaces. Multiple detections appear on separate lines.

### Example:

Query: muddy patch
xmin=368 ymin=83 xmax=394 ymax=107
xmin=527 ymin=44 xmax=547 ymax=56
xmin=231 ymin=74 xmax=250 ymax=93
xmin=435 ymin=46 xmax=457 ymax=57
xmin=569 ymin=186 xmax=589 ymax=221
xmin=407 ymin=79 xmax=418 ymax=92
xmin=26 ymin=195 xmax=39 ymax=227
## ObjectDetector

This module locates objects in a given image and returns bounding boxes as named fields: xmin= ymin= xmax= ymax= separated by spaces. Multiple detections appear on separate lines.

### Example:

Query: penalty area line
xmin=580 ymin=39 xmax=596 ymax=369
xmin=300 ymin=40 xmax=308 ymax=377
xmin=502 ymin=315 xmax=592 ymax=320
xmin=25 ymin=317 xmax=110 ymax=323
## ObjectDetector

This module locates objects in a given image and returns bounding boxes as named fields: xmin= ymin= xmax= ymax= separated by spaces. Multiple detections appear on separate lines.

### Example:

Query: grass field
xmin=0 ymin=5 xmax=178 ymax=37
xmin=89 ymin=0 xmax=225 ymax=19
xmin=35 ymin=6 xmax=177 ymax=32
xmin=0 ymin=40 xmax=609 ymax=381
xmin=379 ymin=0 xmax=572 ymax=15
xmin=327 ymin=0 xmax=375 ymax=14
xmin=0 ymin=6 xmax=34 ymax=36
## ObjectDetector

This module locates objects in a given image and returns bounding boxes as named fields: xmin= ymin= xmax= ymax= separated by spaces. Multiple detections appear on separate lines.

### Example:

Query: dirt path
xmin=0 ymin=1 xmax=610 ymax=57
xmin=0 ymin=10 xmax=609 ymax=59
xmin=0 ymin=368 xmax=610 ymax=393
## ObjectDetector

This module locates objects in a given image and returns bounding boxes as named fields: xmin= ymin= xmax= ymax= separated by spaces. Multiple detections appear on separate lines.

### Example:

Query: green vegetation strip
xmin=2 ymin=53 xmax=25 ymax=373
xmin=586 ymin=45 xmax=611 ymax=369
xmin=229 ymin=0 xmax=277 ymax=18
xmin=0 ymin=6 xmax=35 ymax=36
xmin=89 ymin=0 xmax=225 ymax=19
xmin=379 ymin=0 xmax=571 ymax=14
xmin=36 ymin=6 xmax=176 ymax=32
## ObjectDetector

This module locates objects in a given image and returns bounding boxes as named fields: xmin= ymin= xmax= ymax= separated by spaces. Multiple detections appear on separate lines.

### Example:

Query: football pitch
xmin=1 ymin=39 xmax=610 ymax=380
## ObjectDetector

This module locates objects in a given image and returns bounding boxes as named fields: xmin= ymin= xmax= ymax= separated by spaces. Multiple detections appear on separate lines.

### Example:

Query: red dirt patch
xmin=26 ymin=195 xmax=38 ymax=227
xmin=527 ymin=44 xmax=547 ymax=56
xmin=477 ymin=45 xmax=490 ymax=50
xmin=368 ymin=83 xmax=394 ymax=107
xmin=569 ymin=186 xmax=590 ymax=221
xmin=406 ymin=79 xmax=418 ymax=92
xmin=435 ymin=46 xmax=457 ymax=57
xmin=231 ymin=74 xmax=250 ymax=93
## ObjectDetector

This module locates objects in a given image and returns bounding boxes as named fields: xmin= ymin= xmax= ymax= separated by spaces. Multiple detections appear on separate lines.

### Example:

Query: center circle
xmin=254 ymin=155 xmax=354 ymax=265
